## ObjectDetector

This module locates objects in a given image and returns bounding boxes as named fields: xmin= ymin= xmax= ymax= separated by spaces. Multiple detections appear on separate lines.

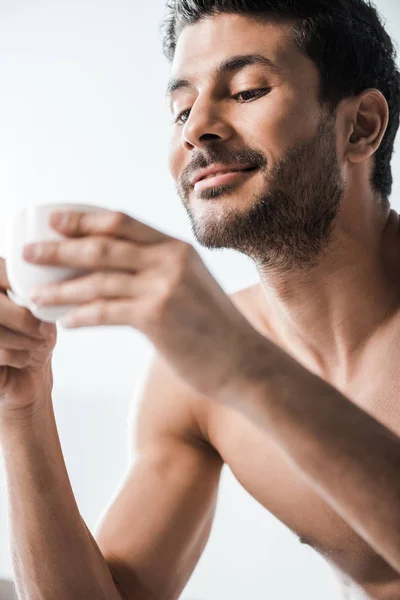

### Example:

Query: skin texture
xmin=167 ymin=13 xmax=399 ymax=386
xmin=166 ymin=12 xmax=400 ymax=599
xmin=2 ymin=11 xmax=400 ymax=600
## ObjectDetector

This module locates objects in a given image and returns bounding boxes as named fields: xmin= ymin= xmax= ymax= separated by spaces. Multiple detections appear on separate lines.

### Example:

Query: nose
xmin=182 ymin=97 xmax=234 ymax=151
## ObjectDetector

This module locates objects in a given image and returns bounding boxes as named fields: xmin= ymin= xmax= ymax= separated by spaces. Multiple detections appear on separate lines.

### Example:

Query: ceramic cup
xmin=5 ymin=203 xmax=111 ymax=323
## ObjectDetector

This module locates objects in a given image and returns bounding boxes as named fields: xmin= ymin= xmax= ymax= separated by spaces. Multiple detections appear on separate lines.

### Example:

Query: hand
xmin=0 ymin=259 xmax=57 ymax=420
xmin=23 ymin=209 xmax=263 ymax=399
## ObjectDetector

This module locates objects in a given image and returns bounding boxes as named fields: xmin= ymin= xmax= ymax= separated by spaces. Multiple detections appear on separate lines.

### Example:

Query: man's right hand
xmin=0 ymin=257 xmax=57 ymax=420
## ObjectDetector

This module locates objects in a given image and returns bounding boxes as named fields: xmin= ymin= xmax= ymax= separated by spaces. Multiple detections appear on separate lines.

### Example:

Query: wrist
xmin=0 ymin=392 xmax=53 ymax=437
xmin=216 ymin=332 xmax=277 ymax=405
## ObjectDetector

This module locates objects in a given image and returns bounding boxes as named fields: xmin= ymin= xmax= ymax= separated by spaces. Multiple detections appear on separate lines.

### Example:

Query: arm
xmin=0 ymin=354 xmax=222 ymax=600
xmin=219 ymin=336 xmax=400 ymax=576
xmin=0 ymin=395 xmax=124 ymax=600
xmin=94 ymin=353 xmax=223 ymax=600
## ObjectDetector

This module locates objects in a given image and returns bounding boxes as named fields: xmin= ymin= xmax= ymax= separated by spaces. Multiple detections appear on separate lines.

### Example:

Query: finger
xmin=0 ymin=294 xmax=50 ymax=340
xmin=30 ymin=271 xmax=137 ymax=306
xmin=23 ymin=236 xmax=150 ymax=271
xmin=49 ymin=209 xmax=170 ymax=244
xmin=0 ymin=349 xmax=30 ymax=369
xmin=0 ymin=325 xmax=49 ymax=350
xmin=0 ymin=258 xmax=10 ymax=292
xmin=59 ymin=299 xmax=137 ymax=329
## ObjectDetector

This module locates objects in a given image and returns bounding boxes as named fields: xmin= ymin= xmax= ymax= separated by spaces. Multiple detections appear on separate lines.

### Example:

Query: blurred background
xmin=0 ymin=1 xmax=399 ymax=598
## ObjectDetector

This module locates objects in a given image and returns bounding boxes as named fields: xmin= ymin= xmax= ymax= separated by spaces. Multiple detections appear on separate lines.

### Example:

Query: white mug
xmin=5 ymin=203 xmax=111 ymax=323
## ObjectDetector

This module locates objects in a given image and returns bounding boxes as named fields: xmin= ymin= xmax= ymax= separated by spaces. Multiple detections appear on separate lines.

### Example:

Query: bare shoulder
xmin=228 ymin=282 xmax=269 ymax=337
xmin=133 ymin=283 xmax=265 ymax=456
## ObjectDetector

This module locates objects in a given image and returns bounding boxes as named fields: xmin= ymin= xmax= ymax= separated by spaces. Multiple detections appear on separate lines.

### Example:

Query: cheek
xmin=239 ymin=94 xmax=313 ymax=168
xmin=253 ymin=94 xmax=316 ymax=152
xmin=276 ymin=91 xmax=321 ymax=141
xmin=240 ymin=88 xmax=293 ymax=133
xmin=167 ymin=135 xmax=184 ymax=180
xmin=241 ymin=102 xmax=292 ymax=158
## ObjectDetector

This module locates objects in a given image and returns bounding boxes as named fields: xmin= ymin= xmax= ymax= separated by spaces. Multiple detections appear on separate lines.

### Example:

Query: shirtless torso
xmin=95 ymin=264 xmax=400 ymax=600
xmin=198 ymin=283 xmax=400 ymax=600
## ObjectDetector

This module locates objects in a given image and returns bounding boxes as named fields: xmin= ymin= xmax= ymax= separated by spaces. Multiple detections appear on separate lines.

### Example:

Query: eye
xmin=174 ymin=88 xmax=271 ymax=126
xmin=174 ymin=108 xmax=191 ymax=126
xmin=233 ymin=88 xmax=271 ymax=102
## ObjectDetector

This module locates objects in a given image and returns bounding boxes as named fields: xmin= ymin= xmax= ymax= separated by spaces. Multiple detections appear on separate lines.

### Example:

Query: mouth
xmin=194 ymin=166 xmax=259 ymax=192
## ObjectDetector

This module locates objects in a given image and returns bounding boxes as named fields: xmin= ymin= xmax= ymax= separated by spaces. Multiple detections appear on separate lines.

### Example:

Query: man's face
xmin=167 ymin=13 xmax=345 ymax=272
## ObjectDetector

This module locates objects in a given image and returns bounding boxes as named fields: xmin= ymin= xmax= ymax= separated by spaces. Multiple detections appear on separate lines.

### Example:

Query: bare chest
xmin=205 ymin=290 xmax=400 ymax=598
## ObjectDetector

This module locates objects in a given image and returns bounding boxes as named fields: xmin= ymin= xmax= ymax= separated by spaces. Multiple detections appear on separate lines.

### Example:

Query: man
xmin=1 ymin=0 xmax=400 ymax=599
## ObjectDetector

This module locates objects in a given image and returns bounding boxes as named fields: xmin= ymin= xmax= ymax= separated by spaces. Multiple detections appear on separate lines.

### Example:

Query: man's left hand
xmin=23 ymin=209 xmax=265 ymax=400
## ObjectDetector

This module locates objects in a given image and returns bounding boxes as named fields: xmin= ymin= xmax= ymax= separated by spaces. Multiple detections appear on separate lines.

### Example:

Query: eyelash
xmin=174 ymin=88 xmax=271 ymax=126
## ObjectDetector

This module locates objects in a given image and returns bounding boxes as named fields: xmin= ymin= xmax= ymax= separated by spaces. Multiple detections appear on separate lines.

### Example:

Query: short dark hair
xmin=161 ymin=0 xmax=400 ymax=204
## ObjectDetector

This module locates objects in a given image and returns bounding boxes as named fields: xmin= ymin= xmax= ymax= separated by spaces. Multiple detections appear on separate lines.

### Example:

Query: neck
xmin=256 ymin=202 xmax=400 ymax=382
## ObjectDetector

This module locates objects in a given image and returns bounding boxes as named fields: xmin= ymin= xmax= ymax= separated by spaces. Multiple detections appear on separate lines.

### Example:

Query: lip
xmin=190 ymin=164 xmax=257 ymax=187
xmin=194 ymin=168 xmax=258 ymax=192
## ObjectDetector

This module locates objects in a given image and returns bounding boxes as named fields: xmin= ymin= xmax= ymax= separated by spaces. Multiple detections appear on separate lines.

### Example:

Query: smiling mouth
xmin=194 ymin=166 xmax=259 ymax=192
xmin=199 ymin=166 xmax=258 ymax=182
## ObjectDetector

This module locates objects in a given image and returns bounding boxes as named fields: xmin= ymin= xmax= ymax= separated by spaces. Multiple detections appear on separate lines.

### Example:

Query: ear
xmin=346 ymin=89 xmax=389 ymax=165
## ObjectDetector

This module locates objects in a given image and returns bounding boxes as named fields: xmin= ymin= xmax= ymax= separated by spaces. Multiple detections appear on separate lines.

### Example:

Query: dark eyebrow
xmin=166 ymin=53 xmax=283 ymax=102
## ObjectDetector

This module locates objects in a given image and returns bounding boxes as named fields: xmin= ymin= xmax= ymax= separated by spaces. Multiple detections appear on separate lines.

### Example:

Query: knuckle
xmin=85 ymin=239 xmax=110 ymax=262
xmin=171 ymin=241 xmax=194 ymax=273
xmin=179 ymin=240 xmax=194 ymax=258
xmin=171 ymin=239 xmax=191 ymax=258
xmin=71 ymin=212 xmax=82 ymax=229
xmin=158 ymin=276 xmax=173 ymax=303
xmin=105 ymin=211 xmax=127 ymax=233
xmin=85 ymin=239 xmax=99 ymax=261
xmin=157 ymin=241 xmax=192 ymax=287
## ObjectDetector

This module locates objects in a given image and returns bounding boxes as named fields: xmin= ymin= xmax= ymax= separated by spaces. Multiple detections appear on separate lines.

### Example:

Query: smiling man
xmin=163 ymin=0 xmax=400 ymax=598
xmin=2 ymin=2 xmax=400 ymax=600
xmin=165 ymin=0 xmax=400 ymax=370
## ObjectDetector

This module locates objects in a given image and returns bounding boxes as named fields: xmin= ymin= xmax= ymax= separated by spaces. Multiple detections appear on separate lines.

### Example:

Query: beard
xmin=176 ymin=110 xmax=345 ymax=276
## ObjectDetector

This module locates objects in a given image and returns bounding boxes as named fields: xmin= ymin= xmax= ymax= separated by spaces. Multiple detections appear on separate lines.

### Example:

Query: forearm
xmin=0 ymin=400 xmax=123 ymax=600
xmin=224 ymin=338 xmax=400 ymax=575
